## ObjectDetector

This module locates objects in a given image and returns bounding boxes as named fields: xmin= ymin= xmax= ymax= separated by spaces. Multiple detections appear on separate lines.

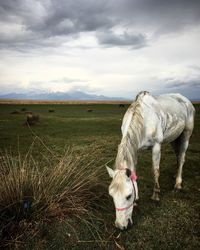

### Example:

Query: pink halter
xmin=130 ymin=171 xmax=137 ymax=182
xmin=115 ymin=169 xmax=138 ymax=212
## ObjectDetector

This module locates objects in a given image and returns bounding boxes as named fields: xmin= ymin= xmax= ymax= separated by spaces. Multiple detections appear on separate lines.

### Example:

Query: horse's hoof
xmin=151 ymin=198 xmax=161 ymax=207
xmin=151 ymin=198 xmax=160 ymax=203
xmin=174 ymin=184 xmax=182 ymax=192
xmin=174 ymin=187 xmax=183 ymax=193
xmin=151 ymin=194 xmax=160 ymax=202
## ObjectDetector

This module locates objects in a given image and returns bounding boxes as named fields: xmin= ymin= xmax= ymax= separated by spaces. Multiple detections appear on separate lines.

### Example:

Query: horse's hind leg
xmin=171 ymin=130 xmax=192 ymax=190
xmin=151 ymin=143 xmax=161 ymax=201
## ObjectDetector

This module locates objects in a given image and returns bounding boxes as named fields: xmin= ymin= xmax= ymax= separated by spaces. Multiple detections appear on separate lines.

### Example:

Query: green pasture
xmin=0 ymin=103 xmax=199 ymax=249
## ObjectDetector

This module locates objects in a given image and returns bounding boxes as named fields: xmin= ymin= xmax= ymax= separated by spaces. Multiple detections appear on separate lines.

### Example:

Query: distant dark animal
xmin=26 ymin=114 xmax=40 ymax=126
xmin=49 ymin=109 xmax=55 ymax=113
xmin=87 ymin=109 xmax=93 ymax=112
xmin=10 ymin=110 xmax=21 ymax=114
xmin=21 ymin=108 xmax=27 ymax=112
xmin=119 ymin=104 xmax=125 ymax=108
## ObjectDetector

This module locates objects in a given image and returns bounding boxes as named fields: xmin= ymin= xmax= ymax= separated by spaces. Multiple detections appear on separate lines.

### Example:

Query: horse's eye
xmin=126 ymin=194 xmax=132 ymax=200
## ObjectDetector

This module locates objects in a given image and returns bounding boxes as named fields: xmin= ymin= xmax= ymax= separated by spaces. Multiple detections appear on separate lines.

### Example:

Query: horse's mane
xmin=115 ymin=94 xmax=145 ymax=170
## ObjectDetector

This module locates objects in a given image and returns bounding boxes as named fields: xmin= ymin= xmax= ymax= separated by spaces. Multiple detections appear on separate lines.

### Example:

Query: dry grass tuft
xmin=26 ymin=114 xmax=40 ymax=126
xmin=0 ymin=147 xmax=108 ymax=247
xmin=10 ymin=110 xmax=21 ymax=115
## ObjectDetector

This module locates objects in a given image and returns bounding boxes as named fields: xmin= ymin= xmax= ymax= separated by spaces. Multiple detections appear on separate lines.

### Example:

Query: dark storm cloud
xmin=151 ymin=79 xmax=200 ymax=100
xmin=166 ymin=80 xmax=200 ymax=89
xmin=158 ymin=75 xmax=200 ymax=99
xmin=0 ymin=0 xmax=200 ymax=50
xmin=97 ymin=31 xmax=147 ymax=48
xmin=113 ymin=0 xmax=200 ymax=34
xmin=0 ymin=0 xmax=114 ymax=50
xmin=164 ymin=66 xmax=200 ymax=90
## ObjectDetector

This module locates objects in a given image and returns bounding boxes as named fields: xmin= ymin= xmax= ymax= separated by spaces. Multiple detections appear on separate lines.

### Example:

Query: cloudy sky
xmin=0 ymin=0 xmax=200 ymax=99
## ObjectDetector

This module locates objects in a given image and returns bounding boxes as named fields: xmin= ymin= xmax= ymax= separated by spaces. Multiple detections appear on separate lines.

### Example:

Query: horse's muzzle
xmin=115 ymin=219 xmax=133 ymax=231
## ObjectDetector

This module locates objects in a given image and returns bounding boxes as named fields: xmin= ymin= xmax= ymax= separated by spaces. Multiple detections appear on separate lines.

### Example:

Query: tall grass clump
xmin=0 ymin=146 xmax=109 ymax=247
xmin=26 ymin=114 xmax=40 ymax=126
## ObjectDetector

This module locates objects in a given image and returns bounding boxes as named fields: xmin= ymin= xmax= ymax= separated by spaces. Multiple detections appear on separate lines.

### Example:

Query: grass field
xmin=0 ymin=103 xmax=199 ymax=249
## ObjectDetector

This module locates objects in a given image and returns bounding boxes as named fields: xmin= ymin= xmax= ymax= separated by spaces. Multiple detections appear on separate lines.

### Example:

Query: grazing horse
xmin=106 ymin=91 xmax=195 ymax=230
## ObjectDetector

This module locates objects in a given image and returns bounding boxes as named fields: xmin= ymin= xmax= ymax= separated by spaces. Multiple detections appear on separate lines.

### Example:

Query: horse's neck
xmin=115 ymin=137 xmax=138 ymax=171
xmin=115 ymin=102 xmax=144 ymax=171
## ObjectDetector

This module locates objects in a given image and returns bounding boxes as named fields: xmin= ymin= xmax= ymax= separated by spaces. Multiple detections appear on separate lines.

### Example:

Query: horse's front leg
xmin=151 ymin=143 xmax=161 ymax=201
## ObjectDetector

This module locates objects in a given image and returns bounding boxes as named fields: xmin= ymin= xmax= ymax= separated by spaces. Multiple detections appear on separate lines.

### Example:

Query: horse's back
xmin=133 ymin=92 xmax=195 ymax=145
xmin=156 ymin=93 xmax=194 ymax=112
xmin=155 ymin=93 xmax=195 ymax=142
xmin=156 ymin=93 xmax=195 ymax=126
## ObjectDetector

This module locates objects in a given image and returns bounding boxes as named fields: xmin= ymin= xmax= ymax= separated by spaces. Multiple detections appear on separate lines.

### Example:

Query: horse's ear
xmin=126 ymin=168 xmax=132 ymax=178
xmin=106 ymin=166 xmax=115 ymax=178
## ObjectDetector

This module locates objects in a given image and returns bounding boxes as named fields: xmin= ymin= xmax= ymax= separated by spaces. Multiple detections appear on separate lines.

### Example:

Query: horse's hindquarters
xmin=163 ymin=117 xmax=185 ymax=143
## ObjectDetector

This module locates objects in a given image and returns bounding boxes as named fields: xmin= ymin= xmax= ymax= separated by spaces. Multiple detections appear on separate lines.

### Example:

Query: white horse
xmin=106 ymin=91 xmax=195 ymax=230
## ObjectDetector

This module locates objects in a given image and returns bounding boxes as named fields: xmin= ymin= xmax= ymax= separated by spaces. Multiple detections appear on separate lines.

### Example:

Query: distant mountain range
xmin=0 ymin=91 xmax=126 ymax=101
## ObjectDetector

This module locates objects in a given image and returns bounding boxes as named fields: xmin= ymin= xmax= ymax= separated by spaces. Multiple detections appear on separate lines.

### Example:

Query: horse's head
xmin=106 ymin=166 xmax=138 ymax=230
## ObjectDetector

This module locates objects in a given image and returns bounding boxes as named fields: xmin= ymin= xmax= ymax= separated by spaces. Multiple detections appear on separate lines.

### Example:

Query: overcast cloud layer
xmin=0 ymin=0 xmax=200 ymax=99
